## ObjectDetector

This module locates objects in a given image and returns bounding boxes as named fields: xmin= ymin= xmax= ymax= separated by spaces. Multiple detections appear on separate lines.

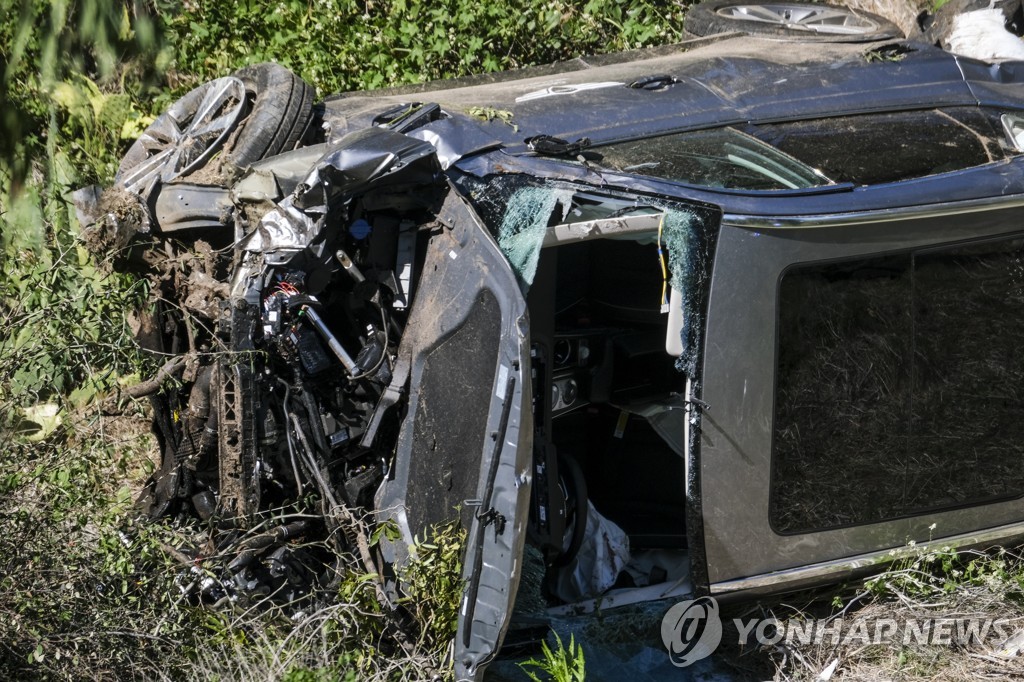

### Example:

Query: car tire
xmin=684 ymin=0 xmax=904 ymax=41
xmin=226 ymin=62 xmax=315 ymax=172
xmin=115 ymin=63 xmax=313 ymax=195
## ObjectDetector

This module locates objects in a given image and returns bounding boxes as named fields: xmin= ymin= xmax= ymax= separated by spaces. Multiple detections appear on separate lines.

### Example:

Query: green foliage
xmin=0 ymin=410 xmax=195 ymax=679
xmin=0 ymin=0 xmax=166 ymax=188
xmin=162 ymin=0 xmax=685 ymax=96
xmin=49 ymin=72 xmax=156 ymax=184
xmin=400 ymin=520 xmax=468 ymax=656
xmin=468 ymin=107 xmax=519 ymax=132
xmin=1 ymin=1 xmax=160 ymax=421
xmin=866 ymin=537 xmax=1024 ymax=601
xmin=519 ymin=632 xmax=587 ymax=682
xmin=0 ymin=225 xmax=151 ymax=413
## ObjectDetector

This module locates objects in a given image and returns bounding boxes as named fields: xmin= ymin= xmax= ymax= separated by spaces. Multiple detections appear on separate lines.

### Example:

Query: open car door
xmin=374 ymin=185 xmax=532 ymax=681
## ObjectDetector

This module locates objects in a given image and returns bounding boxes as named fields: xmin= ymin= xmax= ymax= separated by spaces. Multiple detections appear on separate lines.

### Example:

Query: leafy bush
xmin=0 ymin=0 xmax=165 ymax=188
xmin=399 ymin=521 xmax=468 ymax=657
xmin=163 ymin=0 xmax=686 ymax=95
xmin=1 ymin=0 xmax=162 ymax=416
xmin=866 ymin=538 xmax=1024 ymax=600
xmin=0 ymin=409 xmax=190 ymax=678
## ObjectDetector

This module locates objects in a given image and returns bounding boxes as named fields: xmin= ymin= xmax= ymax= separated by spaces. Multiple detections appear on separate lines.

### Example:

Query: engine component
xmin=300 ymin=306 xmax=359 ymax=375
xmin=335 ymin=249 xmax=366 ymax=282
xmin=287 ymin=324 xmax=333 ymax=375
xmin=394 ymin=220 xmax=417 ymax=309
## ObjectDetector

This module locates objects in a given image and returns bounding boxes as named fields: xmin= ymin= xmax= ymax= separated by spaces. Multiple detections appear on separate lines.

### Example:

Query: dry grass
xmin=147 ymin=600 xmax=445 ymax=682
xmin=743 ymin=548 xmax=1024 ymax=681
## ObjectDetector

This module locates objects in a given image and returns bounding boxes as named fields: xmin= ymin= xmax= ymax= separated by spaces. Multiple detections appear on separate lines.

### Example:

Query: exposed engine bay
xmin=81 ymin=94 xmax=539 ymax=676
xmin=77 ymin=61 xmax=715 ymax=680
xmin=114 ymin=129 xmax=448 ymax=612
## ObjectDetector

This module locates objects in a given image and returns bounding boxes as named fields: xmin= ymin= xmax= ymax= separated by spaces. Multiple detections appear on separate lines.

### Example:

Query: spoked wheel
xmin=116 ymin=63 xmax=314 ymax=198
xmin=685 ymin=0 xmax=903 ymax=41
xmin=116 ymin=77 xmax=248 ymax=197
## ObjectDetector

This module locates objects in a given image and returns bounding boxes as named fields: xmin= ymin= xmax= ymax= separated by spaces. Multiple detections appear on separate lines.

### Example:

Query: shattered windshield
xmin=454 ymin=173 xmax=720 ymax=377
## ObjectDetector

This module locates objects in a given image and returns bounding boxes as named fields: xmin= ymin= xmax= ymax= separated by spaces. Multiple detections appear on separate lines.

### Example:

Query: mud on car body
xmin=81 ymin=21 xmax=1024 ymax=680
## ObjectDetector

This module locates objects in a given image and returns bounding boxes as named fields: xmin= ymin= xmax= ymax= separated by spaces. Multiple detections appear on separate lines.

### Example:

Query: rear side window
xmin=771 ymin=237 xmax=1024 ymax=534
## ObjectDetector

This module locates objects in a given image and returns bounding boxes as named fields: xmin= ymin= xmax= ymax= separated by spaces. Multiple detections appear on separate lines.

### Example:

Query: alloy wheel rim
xmin=118 ymin=76 xmax=247 ymax=197
xmin=715 ymin=4 xmax=881 ymax=34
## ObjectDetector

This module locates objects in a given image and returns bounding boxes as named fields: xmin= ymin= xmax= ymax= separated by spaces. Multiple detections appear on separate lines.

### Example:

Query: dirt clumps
xmin=80 ymin=186 xmax=151 ymax=257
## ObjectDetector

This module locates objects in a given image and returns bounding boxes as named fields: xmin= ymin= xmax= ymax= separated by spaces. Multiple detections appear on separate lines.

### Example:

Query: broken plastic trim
xmin=628 ymin=74 xmax=680 ymax=90
xmin=371 ymin=102 xmax=445 ymax=134
xmin=525 ymin=135 xmax=592 ymax=157
xmin=239 ymin=127 xmax=439 ymax=259
xmin=154 ymin=183 xmax=233 ymax=233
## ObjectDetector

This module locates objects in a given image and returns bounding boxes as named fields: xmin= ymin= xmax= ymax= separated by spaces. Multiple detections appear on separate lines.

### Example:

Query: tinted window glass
xmin=772 ymin=238 xmax=1024 ymax=534
xmin=907 ymin=242 xmax=1024 ymax=511
xmin=581 ymin=128 xmax=830 ymax=190
xmin=772 ymin=254 xmax=912 ymax=532
xmin=753 ymin=108 xmax=1009 ymax=185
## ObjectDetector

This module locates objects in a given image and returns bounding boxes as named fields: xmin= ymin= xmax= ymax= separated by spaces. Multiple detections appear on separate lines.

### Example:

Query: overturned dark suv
xmin=83 ymin=17 xmax=1024 ymax=680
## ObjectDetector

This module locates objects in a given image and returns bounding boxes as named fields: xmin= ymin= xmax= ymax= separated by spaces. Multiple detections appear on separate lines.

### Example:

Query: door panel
xmin=374 ymin=187 xmax=531 ymax=680
xmin=701 ymin=204 xmax=1024 ymax=592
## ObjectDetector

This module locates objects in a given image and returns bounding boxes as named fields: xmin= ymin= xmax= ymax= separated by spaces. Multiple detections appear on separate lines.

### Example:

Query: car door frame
xmin=372 ymin=185 xmax=533 ymax=680
xmin=698 ymin=197 xmax=1024 ymax=599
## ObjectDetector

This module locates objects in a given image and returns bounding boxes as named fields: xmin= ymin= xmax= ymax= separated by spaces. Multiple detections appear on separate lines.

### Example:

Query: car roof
xmin=322 ymin=35 xmax=1024 ymax=150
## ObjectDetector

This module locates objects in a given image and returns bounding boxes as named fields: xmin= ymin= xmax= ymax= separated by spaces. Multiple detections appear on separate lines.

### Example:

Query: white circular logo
xmin=661 ymin=596 xmax=723 ymax=667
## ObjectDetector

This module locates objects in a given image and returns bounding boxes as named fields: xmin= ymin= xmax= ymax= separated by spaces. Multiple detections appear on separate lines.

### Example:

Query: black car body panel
xmin=324 ymin=39 xmax=1018 ymax=151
